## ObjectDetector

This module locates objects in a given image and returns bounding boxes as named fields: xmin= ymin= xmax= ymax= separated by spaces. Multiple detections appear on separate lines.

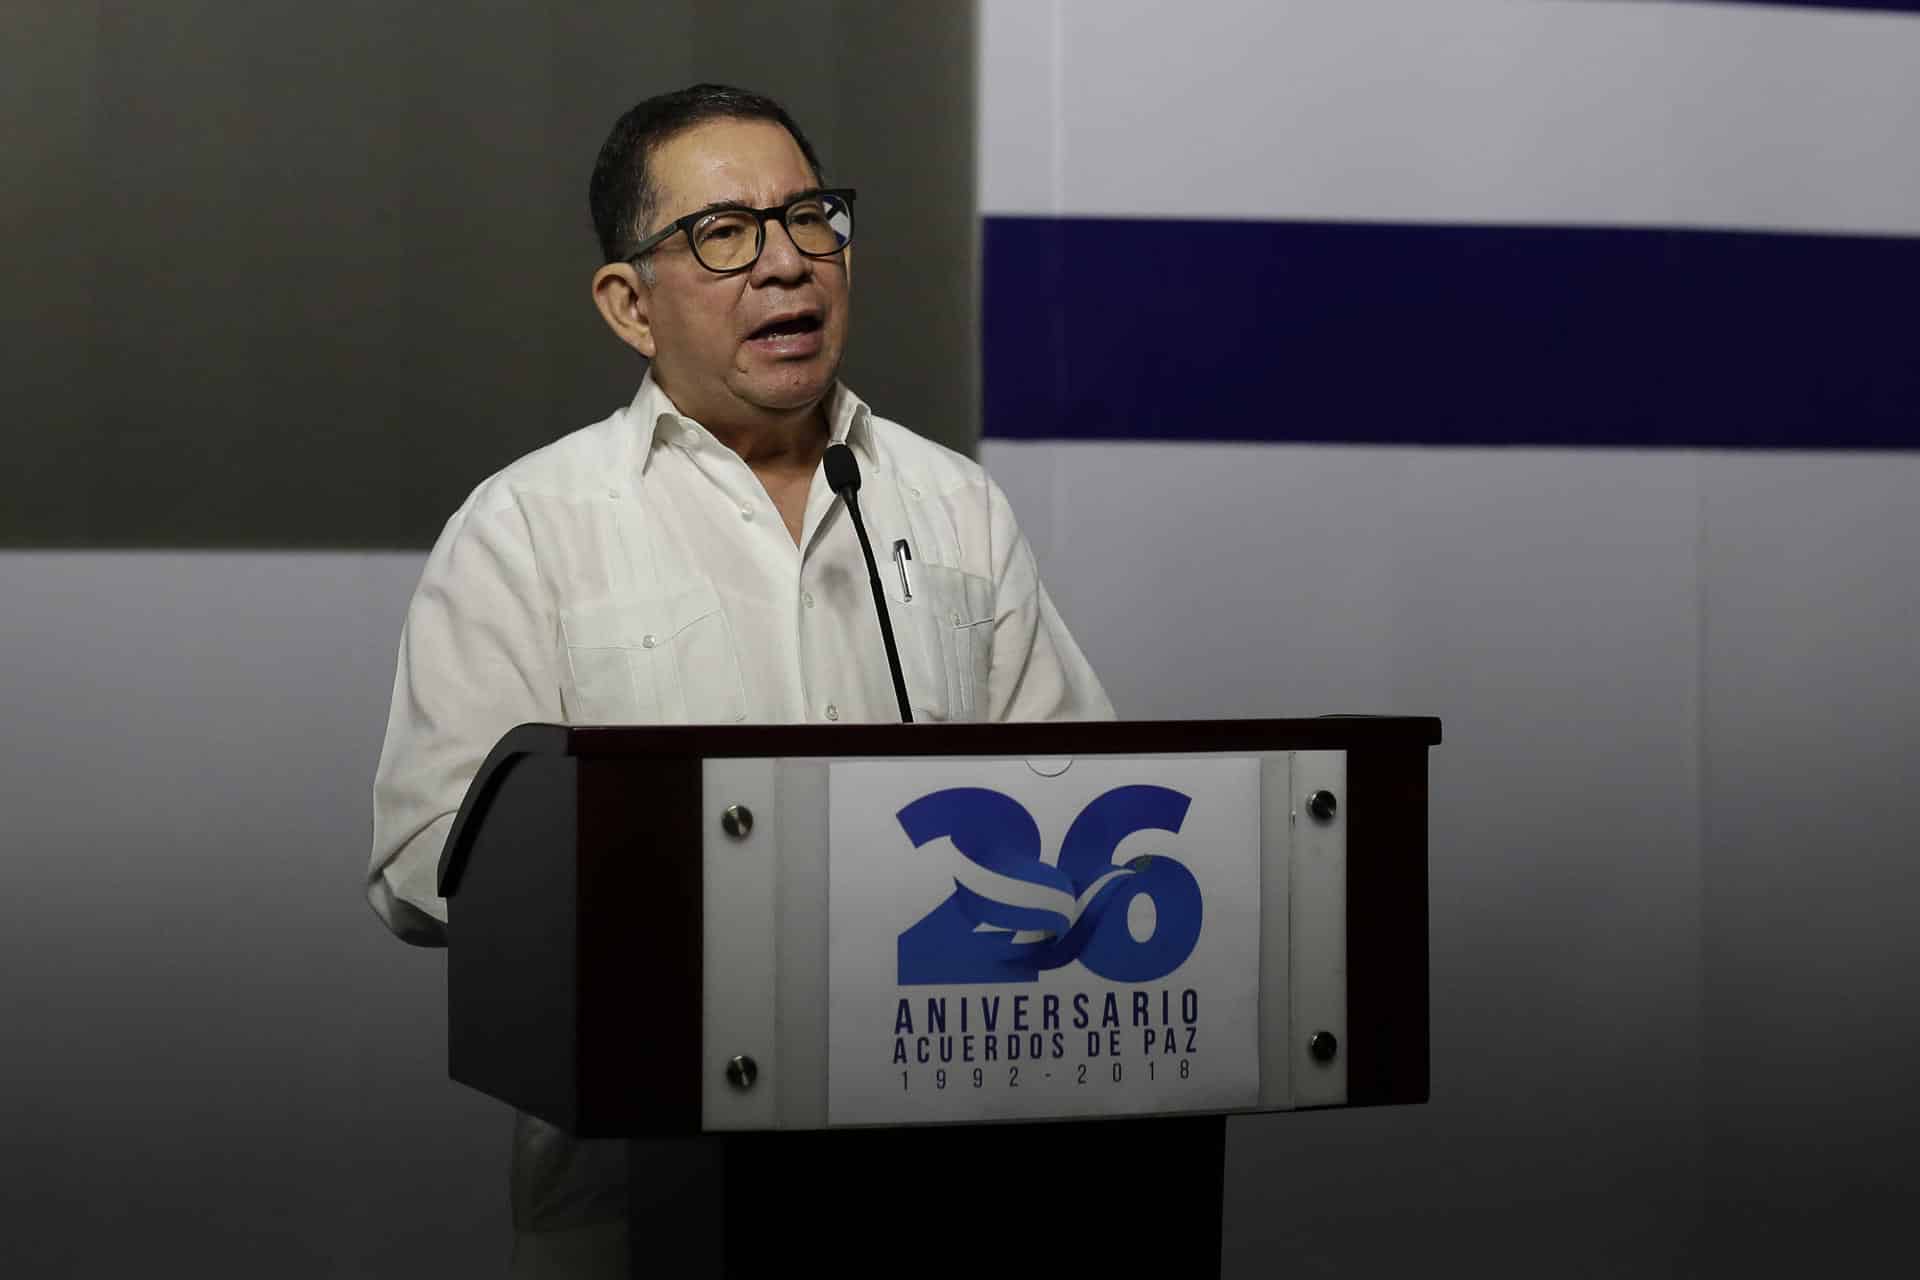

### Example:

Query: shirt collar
xmin=628 ymin=369 xmax=872 ymax=473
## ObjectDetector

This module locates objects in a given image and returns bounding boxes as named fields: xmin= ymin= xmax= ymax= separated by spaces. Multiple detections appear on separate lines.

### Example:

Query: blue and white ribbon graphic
xmin=895 ymin=785 xmax=1204 ymax=985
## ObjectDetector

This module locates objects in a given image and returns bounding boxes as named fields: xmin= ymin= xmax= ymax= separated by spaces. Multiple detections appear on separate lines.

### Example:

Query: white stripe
xmin=981 ymin=0 xmax=1920 ymax=236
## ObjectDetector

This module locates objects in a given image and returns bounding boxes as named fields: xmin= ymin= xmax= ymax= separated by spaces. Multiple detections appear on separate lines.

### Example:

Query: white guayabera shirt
xmin=368 ymin=371 xmax=1113 ymax=945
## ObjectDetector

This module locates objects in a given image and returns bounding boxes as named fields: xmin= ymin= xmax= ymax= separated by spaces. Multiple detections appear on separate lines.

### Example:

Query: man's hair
xmin=588 ymin=83 xmax=826 ymax=267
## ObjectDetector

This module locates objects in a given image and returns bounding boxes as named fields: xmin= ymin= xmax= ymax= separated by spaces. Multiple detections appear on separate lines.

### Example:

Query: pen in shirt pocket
xmin=891 ymin=538 xmax=914 ymax=602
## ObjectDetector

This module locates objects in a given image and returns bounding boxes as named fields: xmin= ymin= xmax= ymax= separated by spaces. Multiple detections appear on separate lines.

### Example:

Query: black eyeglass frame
xmin=622 ymin=187 xmax=858 ymax=276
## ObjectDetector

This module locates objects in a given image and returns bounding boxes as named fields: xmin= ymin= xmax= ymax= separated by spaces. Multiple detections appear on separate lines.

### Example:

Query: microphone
xmin=824 ymin=442 xmax=913 ymax=723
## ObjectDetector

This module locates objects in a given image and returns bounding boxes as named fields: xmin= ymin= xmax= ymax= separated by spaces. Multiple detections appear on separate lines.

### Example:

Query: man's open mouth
xmin=749 ymin=315 xmax=823 ymax=340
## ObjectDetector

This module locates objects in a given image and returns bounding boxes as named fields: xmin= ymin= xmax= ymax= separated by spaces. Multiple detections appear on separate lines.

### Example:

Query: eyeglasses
xmin=625 ymin=187 xmax=856 ymax=275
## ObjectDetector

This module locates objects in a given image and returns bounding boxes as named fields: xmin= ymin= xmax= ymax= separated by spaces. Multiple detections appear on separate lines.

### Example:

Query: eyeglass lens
xmin=690 ymin=194 xmax=853 ymax=271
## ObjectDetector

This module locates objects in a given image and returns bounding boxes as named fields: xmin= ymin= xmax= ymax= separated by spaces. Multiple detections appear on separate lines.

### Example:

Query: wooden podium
xmin=439 ymin=717 xmax=1439 ymax=1274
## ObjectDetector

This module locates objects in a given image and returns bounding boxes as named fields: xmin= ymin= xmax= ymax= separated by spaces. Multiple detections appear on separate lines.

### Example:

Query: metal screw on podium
xmin=1305 ymin=790 xmax=1338 ymax=823
xmin=721 ymin=804 xmax=753 ymax=839
xmin=1308 ymin=1031 xmax=1339 ymax=1064
xmin=726 ymin=1055 xmax=759 ymax=1091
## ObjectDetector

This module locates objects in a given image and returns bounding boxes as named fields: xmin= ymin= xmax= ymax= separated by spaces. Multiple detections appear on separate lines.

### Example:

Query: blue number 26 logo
xmin=895 ymin=785 xmax=1203 ymax=986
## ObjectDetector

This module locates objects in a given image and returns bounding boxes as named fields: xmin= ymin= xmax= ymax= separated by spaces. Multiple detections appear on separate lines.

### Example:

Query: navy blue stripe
xmin=1698 ymin=2 xmax=1920 ymax=14
xmin=982 ymin=217 xmax=1920 ymax=449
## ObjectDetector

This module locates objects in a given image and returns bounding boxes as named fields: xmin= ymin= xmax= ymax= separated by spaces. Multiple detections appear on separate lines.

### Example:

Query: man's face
xmin=636 ymin=118 xmax=851 ymax=428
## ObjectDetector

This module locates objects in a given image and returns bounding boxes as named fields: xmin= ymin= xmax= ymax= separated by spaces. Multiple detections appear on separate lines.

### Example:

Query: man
xmin=367 ymin=84 xmax=1111 ymax=1274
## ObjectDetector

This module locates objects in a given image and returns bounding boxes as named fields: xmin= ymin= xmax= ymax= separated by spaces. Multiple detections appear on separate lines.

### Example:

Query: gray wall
xmin=2 ymin=0 xmax=976 ymax=548
xmin=1 ymin=552 xmax=496 ymax=1274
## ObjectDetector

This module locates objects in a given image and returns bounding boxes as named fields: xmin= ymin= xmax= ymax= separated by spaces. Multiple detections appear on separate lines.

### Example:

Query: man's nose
xmin=752 ymin=217 xmax=810 ymax=283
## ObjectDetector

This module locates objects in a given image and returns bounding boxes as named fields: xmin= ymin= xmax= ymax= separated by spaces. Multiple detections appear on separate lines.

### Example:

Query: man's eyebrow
xmin=680 ymin=187 xmax=827 ymax=221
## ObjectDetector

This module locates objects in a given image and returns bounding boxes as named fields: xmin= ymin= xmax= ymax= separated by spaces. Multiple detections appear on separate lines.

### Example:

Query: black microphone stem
xmin=841 ymin=489 xmax=914 ymax=723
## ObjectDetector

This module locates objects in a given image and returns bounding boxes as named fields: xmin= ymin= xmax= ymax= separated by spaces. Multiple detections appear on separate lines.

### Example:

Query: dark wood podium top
xmin=441 ymin=714 xmax=1439 ymax=909
xmin=482 ymin=714 xmax=1439 ymax=762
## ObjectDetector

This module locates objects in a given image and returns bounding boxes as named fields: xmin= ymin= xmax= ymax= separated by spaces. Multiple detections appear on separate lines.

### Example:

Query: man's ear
xmin=591 ymin=262 xmax=656 ymax=358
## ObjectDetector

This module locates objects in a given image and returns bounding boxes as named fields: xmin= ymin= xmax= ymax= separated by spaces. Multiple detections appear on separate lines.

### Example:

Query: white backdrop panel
xmin=986 ymin=435 xmax=1713 ymax=1272
xmin=983 ymin=0 xmax=1920 ymax=235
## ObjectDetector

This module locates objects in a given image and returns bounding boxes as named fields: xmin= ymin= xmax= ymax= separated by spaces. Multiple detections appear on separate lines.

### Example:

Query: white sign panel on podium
xmin=827 ymin=755 xmax=1261 ymax=1127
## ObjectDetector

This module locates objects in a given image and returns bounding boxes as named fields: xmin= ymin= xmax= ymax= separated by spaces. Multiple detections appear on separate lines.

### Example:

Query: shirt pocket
xmin=559 ymin=585 xmax=747 ymax=725
xmin=910 ymin=563 xmax=995 ymax=723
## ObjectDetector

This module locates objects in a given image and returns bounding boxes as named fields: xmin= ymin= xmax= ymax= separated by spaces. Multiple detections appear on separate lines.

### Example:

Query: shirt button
xmin=801 ymin=591 xmax=815 ymax=609
xmin=740 ymin=504 xmax=753 ymax=521
xmin=949 ymin=610 xmax=961 ymax=626
xmin=825 ymin=703 xmax=839 ymax=721
xmin=910 ymin=486 xmax=922 ymax=498
xmin=641 ymin=634 xmax=656 ymax=649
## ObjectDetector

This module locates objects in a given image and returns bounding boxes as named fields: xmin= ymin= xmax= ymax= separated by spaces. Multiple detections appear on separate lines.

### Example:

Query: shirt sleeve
xmin=982 ymin=476 xmax=1117 ymax=723
xmin=368 ymin=485 xmax=560 ymax=945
